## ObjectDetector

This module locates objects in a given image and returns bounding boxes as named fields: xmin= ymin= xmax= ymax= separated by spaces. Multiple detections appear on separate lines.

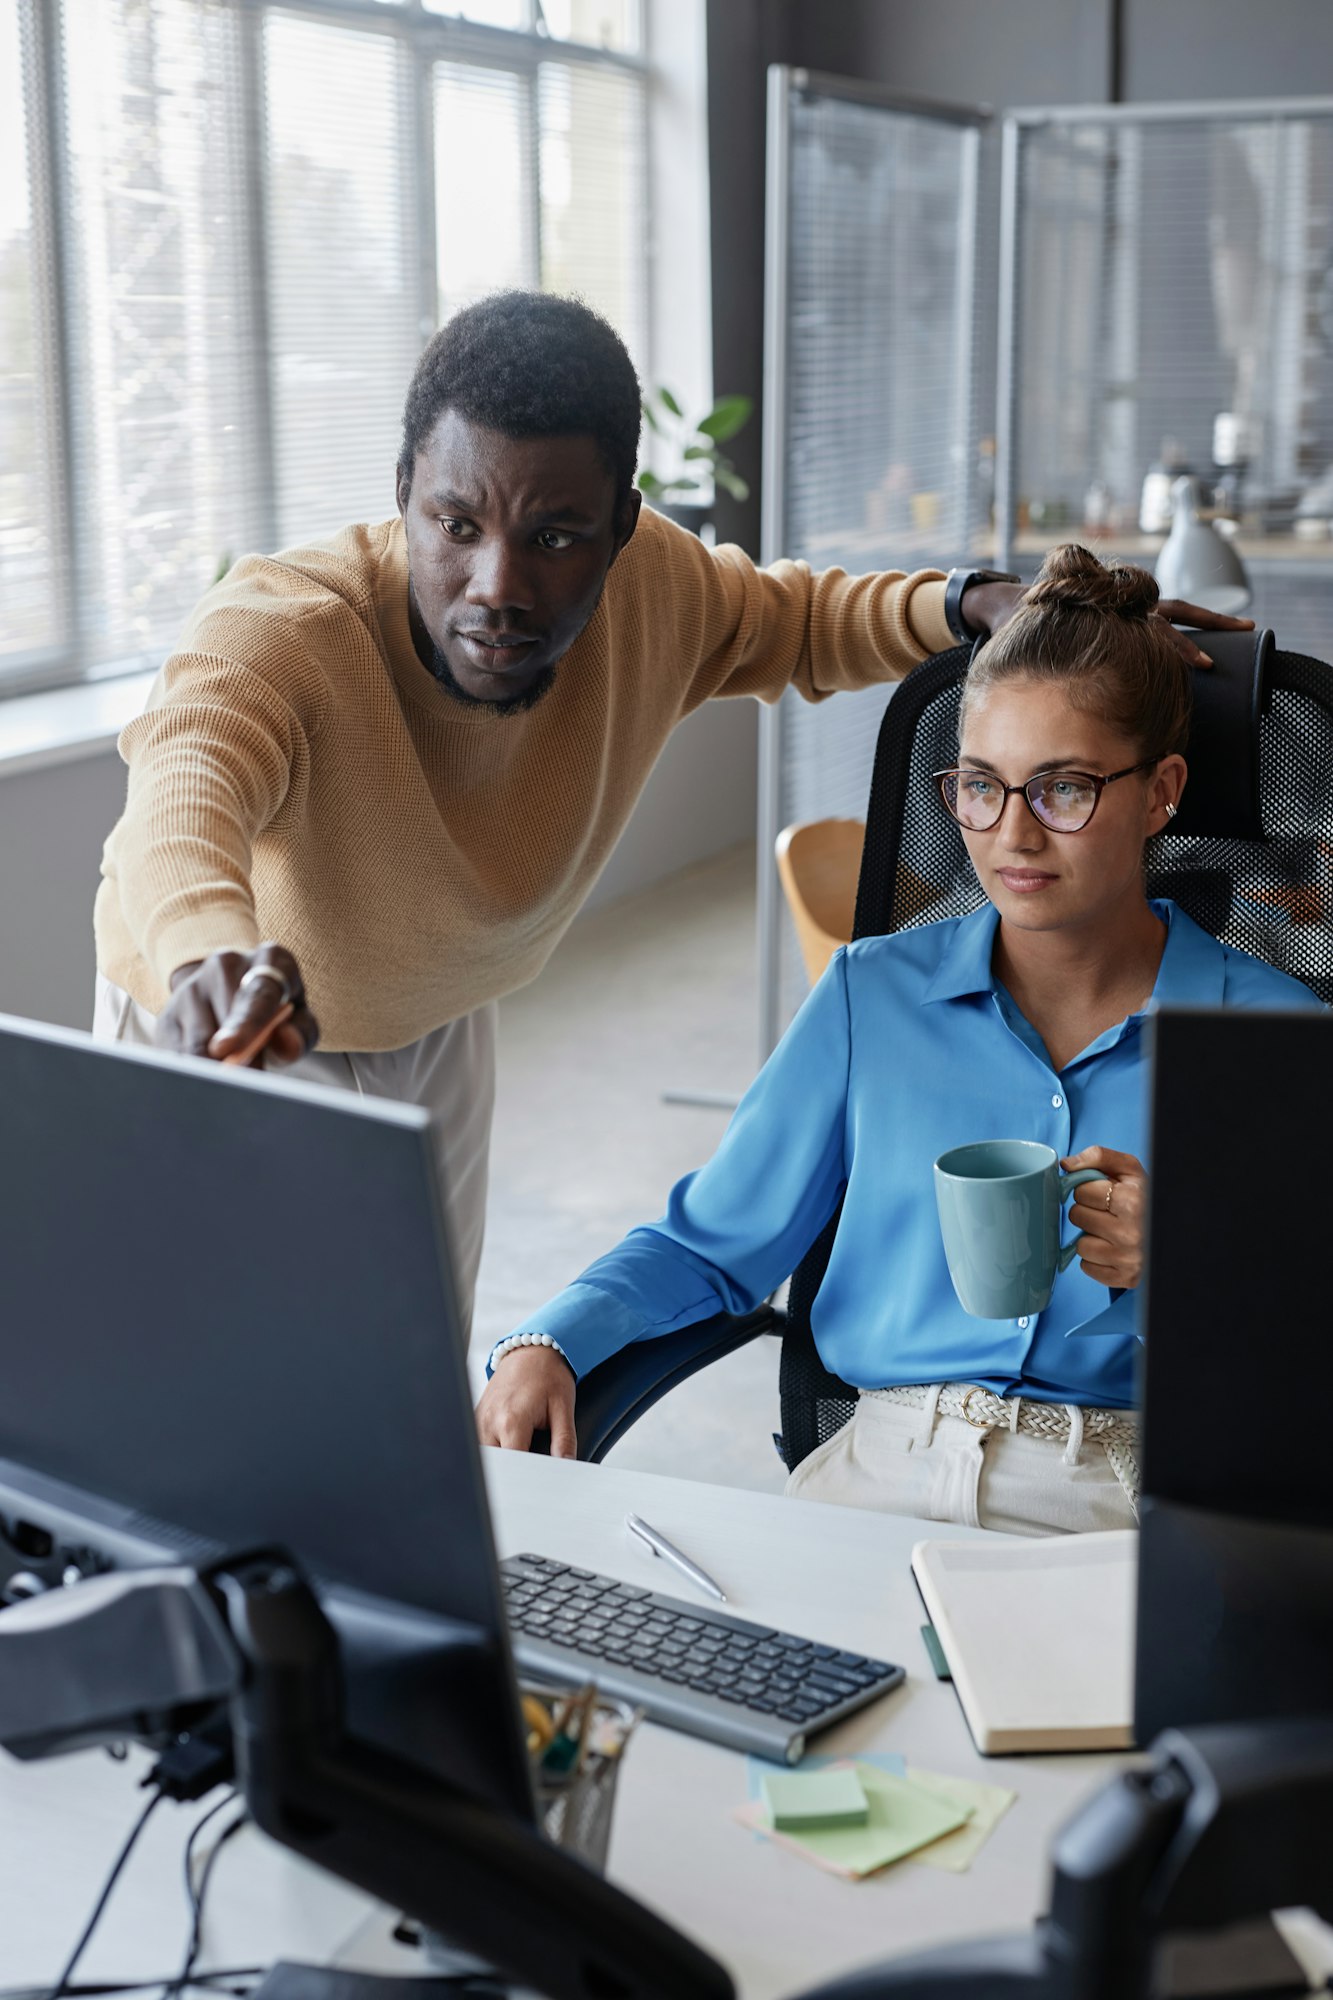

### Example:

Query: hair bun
xmin=1022 ymin=542 xmax=1159 ymax=620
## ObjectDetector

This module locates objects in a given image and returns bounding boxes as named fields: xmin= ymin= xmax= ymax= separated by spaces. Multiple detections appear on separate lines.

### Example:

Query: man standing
xmin=94 ymin=290 xmax=1234 ymax=1330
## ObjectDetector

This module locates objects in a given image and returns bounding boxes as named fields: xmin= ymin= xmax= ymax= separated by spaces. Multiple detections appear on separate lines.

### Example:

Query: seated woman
xmin=475 ymin=545 xmax=1323 ymax=1534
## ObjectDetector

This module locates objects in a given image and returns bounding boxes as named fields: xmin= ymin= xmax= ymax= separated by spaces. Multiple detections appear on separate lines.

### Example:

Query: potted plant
xmin=636 ymin=387 xmax=752 ymax=536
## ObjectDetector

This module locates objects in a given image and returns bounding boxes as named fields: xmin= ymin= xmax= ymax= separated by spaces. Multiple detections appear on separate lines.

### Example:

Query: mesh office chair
xmin=569 ymin=629 xmax=1333 ymax=1467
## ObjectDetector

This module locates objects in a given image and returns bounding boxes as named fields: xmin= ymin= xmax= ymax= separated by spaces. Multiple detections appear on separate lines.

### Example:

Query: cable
xmin=161 ymin=1811 xmax=250 ymax=2000
xmin=1 ymin=1971 xmax=264 ymax=2000
xmin=180 ymin=1796 xmax=237 ymax=1934
xmin=43 ymin=1791 xmax=165 ymax=2000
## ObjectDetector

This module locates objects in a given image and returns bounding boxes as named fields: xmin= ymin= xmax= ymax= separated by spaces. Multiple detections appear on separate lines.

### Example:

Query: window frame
xmin=3 ymin=0 xmax=650 ymax=700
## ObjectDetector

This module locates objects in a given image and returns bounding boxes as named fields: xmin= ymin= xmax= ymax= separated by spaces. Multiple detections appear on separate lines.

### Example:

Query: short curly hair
xmin=399 ymin=291 xmax=641 ymax=506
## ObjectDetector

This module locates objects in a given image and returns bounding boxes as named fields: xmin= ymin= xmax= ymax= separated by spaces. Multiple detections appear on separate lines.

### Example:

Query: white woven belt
xmin=865 ymin=1383 xmax=1140 ymax=1515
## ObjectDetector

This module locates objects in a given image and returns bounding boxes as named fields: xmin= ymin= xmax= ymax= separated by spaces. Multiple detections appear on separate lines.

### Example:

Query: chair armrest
xmin=527 ymin=1308 xmax=778 ymax=1463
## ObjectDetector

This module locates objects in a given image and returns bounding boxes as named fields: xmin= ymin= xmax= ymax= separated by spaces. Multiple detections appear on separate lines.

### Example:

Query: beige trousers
xmin=784 ymin=1387 xmax=1138 ymax=1536
xmin=93 ymin=974 xmax=496 ymax=1339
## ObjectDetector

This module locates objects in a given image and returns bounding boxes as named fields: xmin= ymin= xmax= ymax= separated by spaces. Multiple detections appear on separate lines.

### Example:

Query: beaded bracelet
xmin=491 ymin=1330 xmax=572 ymax=1372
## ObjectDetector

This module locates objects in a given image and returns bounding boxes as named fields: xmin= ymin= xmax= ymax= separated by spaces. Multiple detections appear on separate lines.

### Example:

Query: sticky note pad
xmin=761 ymin=1768 xmax=869 ymax=1831
xmin=900 ymin=1766 xmax=1016 ymax=1873
xmin=738 ymin=1764 xmax=972 ymax=1878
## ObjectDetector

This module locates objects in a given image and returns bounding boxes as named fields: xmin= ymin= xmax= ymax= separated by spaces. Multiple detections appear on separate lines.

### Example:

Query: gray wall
xmin=706 ymin=0 xmax=1333 ymax=555
xmin=0 ymin=751 xmax=128 ymax=1031
xmin=0 ymin=698 xmax=757 ymax=1031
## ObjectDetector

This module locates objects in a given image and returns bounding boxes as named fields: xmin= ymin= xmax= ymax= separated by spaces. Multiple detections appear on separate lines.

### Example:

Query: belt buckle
xmin=959 ymin=1385 xmax=996 ymax=1431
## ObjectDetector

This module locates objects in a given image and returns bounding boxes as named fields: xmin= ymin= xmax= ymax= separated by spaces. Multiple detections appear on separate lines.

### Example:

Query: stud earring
xmin=1164 ymin=801 xmax=1178 ymax=820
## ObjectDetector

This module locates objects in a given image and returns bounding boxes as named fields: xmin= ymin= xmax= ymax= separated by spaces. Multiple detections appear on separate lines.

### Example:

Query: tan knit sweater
xmin=95 ymin=508 xmax=953 ymax=1051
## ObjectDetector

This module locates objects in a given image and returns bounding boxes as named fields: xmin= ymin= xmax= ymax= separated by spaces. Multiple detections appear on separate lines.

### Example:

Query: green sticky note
xmin=762 ymin=1767 xmax=869 ymax=1831
xmin=900 ymin=1765 xmax=1016 ymax=1874
xmin=771 ymin=1765 xmax=972 ymax=1878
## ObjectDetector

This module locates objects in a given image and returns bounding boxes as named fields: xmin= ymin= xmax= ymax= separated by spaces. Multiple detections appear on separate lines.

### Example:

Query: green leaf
xmin=716 ymin=468 xmax=750 ymax=502
xmin=682 ymin=443 xmax=716 ymax=461
xmin=213 ymin=552 xmax=233 ymax=584
xmin=696 ymin=394 xmax=753 ymax=443
xmin=657 ymin=386 xmax=684 ymax=418
xmin=640 ymin=399 xmax=661 ymax=436
xmin=664 ymin=475 xmax=702 ymax=493
xmin=636 ymin=468 xmax=665 ymax=496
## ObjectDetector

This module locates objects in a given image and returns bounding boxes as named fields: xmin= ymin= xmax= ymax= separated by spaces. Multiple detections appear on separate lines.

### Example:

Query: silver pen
xmin=625 ymin=1513 xmax=727 ymax=1603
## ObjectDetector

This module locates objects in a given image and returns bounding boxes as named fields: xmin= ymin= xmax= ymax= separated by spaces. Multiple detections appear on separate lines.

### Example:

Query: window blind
xmin=264 ymin=10 xmax=419 ymax=546
xmin=1 ymin=0 xmax=66 ymax=668
xmin=0 ymin=0 xmax=649 ymax=695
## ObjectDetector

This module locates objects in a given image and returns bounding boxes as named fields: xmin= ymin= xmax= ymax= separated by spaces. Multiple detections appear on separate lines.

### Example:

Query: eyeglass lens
xmin=944 ymin=770 xmax=1101 ymax=832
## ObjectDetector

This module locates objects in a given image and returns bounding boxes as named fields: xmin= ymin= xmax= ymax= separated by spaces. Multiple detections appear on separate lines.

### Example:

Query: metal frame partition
xmin=995 ymin=98 xmax=1333 ymax=647
xmin=758 ymin=82 xmax=1333 ymax=1066
xmin=757 ymin=66 xmax=990 ymax=1061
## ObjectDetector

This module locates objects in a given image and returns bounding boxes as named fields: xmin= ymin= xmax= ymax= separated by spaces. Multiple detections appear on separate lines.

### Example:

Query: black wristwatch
xmin=944 ymin=568 xmax=1021 ymax=645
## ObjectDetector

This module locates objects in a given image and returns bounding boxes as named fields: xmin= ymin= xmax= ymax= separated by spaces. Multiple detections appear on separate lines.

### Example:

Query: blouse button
xmin=1051 ymin=1093 xmax=1064 ymax=1108
xmin=1018 ymin=1316 xmax=1030 ymax=1329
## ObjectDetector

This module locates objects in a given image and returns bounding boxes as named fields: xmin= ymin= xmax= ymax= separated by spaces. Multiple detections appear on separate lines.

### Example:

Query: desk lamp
xmin=1155 ymin=475 xmax=1252 ymax=615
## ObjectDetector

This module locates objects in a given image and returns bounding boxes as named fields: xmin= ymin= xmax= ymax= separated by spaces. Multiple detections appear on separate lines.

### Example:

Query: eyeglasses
xmin=933 ymin=759 xmax=1160 ymax=834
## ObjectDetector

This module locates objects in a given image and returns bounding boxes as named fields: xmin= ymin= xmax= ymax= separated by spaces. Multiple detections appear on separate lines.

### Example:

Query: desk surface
xmin=2 ymin=1452 xmax=1328 ymax=1998
xmin=477 ymin=1453 xmax=1125 ymax=1997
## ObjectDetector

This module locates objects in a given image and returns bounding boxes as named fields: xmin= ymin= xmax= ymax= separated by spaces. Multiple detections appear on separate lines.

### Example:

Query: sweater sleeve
xmin=634 ymin=511 xmax=956 ymax=711
xmin=109 ymin=643 xmax=321 ymax=987
xmin=490 ymin=952 xmax=855 ymax=1380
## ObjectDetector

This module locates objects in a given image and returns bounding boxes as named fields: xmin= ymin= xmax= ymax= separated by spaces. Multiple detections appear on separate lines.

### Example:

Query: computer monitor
xmin=0 ymin=1012 xmax=532 ymax=1821
xmin=1135 ymin=1005 xmax=1333 ymax=1742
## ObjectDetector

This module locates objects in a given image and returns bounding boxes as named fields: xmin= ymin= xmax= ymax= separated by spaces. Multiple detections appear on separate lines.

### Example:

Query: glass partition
xmin=758 ymin=67 xmax=990 ymax=1054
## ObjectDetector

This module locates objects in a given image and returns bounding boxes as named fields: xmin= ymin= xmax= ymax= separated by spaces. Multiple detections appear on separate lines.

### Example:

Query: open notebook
xmin=912 ymin=1530 xmax=1137 ymax=1754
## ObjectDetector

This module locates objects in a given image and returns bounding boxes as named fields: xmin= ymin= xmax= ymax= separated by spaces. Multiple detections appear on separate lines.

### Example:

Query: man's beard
xmin=413 ymin=608 xmax=557 ymax=717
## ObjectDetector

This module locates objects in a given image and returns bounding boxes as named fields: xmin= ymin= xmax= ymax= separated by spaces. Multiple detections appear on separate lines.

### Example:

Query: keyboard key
xmin=660 ymin=1669 xmax=688 ymax=1684
xmin=809 ymin=1643 xmax=837 ymax=1660
xmin=832 ymin=1652 xmax=867 ymax=1670
xmin=716 ymin=1687 xmax=747 ymax=1704
xmin=568 ymin=1568 xmax=594 ymax=1581
xmin=805 ymin=1669 xmax=860 ymax=1697
xmin=674 ymin=1617 xmax=703 ymax=1633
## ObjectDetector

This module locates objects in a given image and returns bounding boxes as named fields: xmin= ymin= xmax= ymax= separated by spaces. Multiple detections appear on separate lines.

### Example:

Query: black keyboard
xmin=501 ymin=1552 xmax=905 ymax=1764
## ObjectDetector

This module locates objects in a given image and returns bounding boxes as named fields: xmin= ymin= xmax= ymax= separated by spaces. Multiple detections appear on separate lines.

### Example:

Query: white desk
xmin=1 ymin=1453 xmax=1327 ymax=1997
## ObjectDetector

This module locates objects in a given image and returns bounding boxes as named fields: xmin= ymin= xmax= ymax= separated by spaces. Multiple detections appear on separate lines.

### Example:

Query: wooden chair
xmin=775 ymin=817 xmax=865 ymax=985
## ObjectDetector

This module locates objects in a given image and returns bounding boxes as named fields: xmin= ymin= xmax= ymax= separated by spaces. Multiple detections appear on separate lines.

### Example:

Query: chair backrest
xmin=777 ymin=632 xmax=1333 ymax=1469
xmin=775 ymin=818 xmax=865 ymax=986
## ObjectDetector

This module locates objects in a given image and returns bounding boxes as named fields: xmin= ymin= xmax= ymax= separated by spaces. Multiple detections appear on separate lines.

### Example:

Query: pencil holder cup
xmin=529 ymin=1686 xmax=641 ymax=1872
xmin=418 ymin=1685 xmax=641 ymax=1973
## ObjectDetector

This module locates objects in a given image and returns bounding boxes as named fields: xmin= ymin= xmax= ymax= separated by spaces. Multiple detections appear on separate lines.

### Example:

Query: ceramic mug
xmin=933 ymin=1139 xmax=1103 ymax=1321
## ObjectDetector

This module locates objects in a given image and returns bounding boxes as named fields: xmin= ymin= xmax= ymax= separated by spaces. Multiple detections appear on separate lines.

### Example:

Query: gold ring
xmin=1104 ymin=1183 xmax=1115 ymax=1213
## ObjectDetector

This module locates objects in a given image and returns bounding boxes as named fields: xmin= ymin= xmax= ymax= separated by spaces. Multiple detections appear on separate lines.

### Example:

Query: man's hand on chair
xmin=961 ymin=578 xmax=1254 ymax=668
xmin=476 ymin=1345 xmax=578 ymax=1458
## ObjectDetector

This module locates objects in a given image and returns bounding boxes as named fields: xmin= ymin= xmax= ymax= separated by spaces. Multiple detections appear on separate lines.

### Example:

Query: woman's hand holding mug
xmin=1061 ymin=1145 xmax=1149 ymax=1290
